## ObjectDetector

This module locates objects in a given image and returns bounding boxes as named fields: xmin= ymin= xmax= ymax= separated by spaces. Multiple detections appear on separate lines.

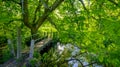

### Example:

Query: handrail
xmin=30 ymin=33 xmax=39 ymax=39
xmin=7 ymin=31 xmax=58 ymax=45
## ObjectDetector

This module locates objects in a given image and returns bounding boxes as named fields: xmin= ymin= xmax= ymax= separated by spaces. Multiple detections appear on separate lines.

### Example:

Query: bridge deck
xmin=1 ymin=38 xmax=52 ymax=67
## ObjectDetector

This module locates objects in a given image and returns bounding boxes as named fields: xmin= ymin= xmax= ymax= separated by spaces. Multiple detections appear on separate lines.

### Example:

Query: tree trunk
xmin=28 ymin=28 xmax=38 ymax=59
xmin=17 ymin=27 xmax=21 ymax=59
xmin=31 ymin=28 xmax=38 ymax=39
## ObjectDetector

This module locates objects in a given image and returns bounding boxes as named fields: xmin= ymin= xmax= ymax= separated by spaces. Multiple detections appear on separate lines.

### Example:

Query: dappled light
xmin=0 ymin=0 xmax=120 ymax=67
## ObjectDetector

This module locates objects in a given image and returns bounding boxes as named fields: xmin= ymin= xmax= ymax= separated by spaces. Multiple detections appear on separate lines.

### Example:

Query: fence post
xmin=17 ymin=27 xmax=21 ymax=59
xmin=29 ymin=39 xmax=35 ymax=59
xmin=8 ymin=39 xmax=15 ymax=57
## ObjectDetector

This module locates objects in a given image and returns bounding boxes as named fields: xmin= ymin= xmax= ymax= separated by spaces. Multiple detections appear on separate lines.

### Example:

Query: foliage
xmin=0 ymin=0 xmax=120 ymax=66
xmin=54 ymin=0 xmax=120 ymax=66
xmin=1 ymin=46 xmax=12 ymax=63
xmin=40 ymin=48 xmax=69 ymax=67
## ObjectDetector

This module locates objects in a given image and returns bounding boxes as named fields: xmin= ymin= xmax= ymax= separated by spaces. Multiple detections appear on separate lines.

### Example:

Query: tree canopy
xmin=0 ymin=0 xmax=120 ymax=66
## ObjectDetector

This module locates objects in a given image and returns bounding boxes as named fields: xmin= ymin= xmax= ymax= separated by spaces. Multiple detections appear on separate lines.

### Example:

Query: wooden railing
xmin=0 ymin=32 xmax=59 ymax=67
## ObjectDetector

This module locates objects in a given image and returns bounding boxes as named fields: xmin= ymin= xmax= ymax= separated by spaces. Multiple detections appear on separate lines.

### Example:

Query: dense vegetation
xmin=0 ymin=0 xmax=120 ymax=67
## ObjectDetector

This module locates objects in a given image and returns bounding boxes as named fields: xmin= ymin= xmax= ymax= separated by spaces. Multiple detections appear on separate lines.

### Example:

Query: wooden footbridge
xmin=0 ymin=32 xmax=59 ymax=67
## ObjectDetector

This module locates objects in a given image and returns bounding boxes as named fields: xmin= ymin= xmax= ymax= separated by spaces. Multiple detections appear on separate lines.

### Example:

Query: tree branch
xmin=66 ymin=58 xmax=84 ymax=67
xmin=50 ymin=0 xmax=64 ymax=12
xmin=32 ymin=1 xmax=41 ymax=23
xmin=40 ymin=0 xmax=49 ymax=9
xmin=35 ymin=0 xmax=64 ymax=29
xmin=79 ymin=0 xmax=88 ymax=11
xmin=22 ymin=0 xmax=32 ymax=28
xmin=66 ymin=58 xmax=96 ymax=67
xmin=108 ymin=0 xmax=119 ymax=7
xmin=47 ymin=17 xmax=58 ymax=30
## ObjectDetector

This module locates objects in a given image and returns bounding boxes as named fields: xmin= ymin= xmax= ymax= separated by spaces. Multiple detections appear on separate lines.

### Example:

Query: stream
xmin=57 ymin=42 xmax=103 ymax=67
